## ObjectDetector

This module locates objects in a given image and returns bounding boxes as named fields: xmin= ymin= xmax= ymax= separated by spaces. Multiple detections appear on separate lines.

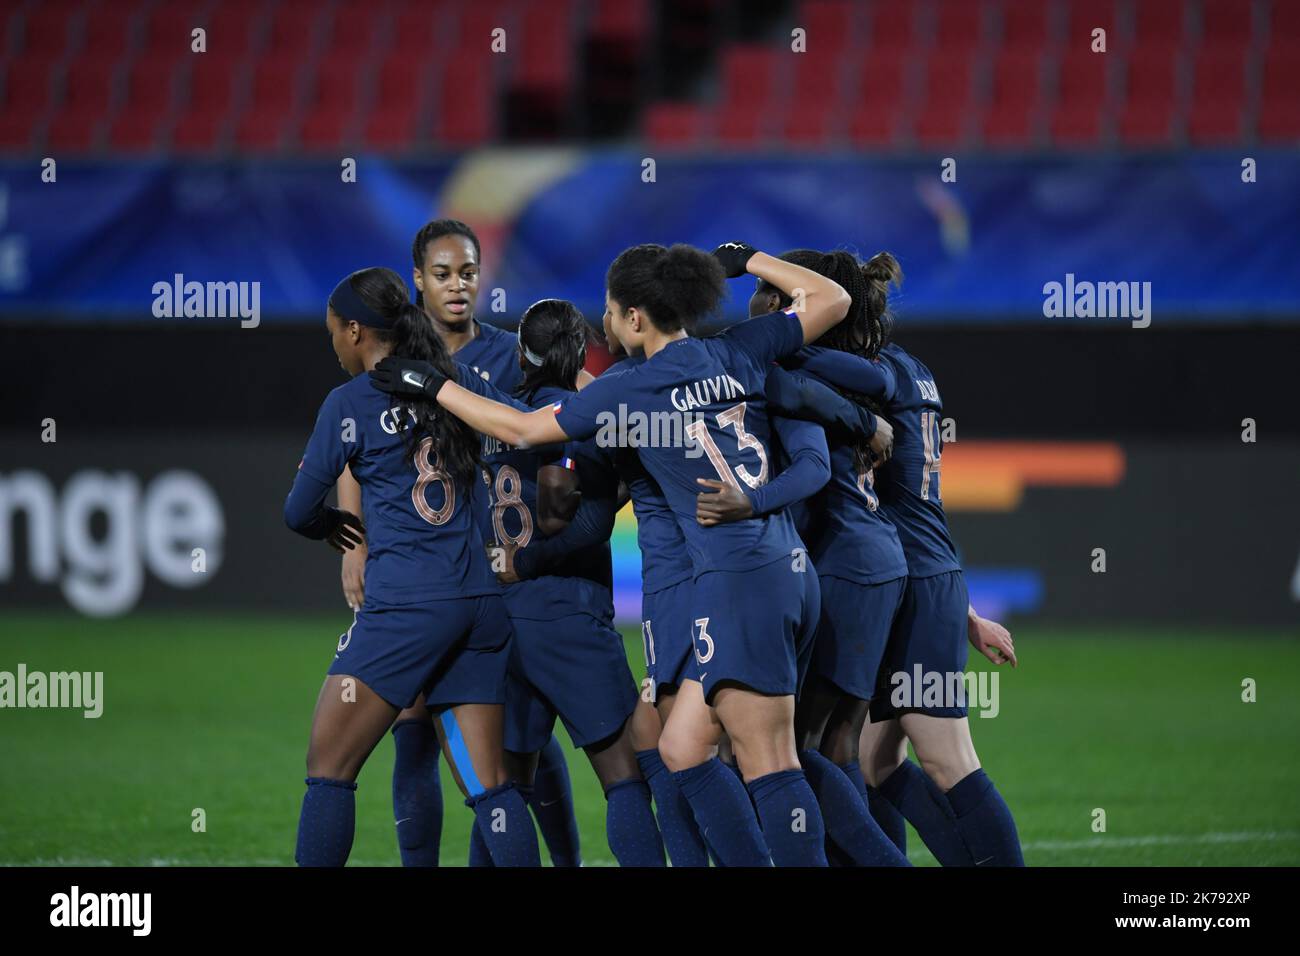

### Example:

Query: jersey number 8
xmin=412 ymin=437 xmax=456 ymax=526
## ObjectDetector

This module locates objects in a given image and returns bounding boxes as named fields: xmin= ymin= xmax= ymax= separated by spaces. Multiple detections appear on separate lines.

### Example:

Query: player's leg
xmin=434 ymin=703 xmax=539 ymax=866
xmin=901 ymin=712 xmax=1023 ymax=866
xmin=467 ymin=748 xmax=538 ymax=867
xmin=426 ymin=595 xmax=540 ymax=866
xmin=640 ymin=685 xmax=711 ymax=867
xmin=659 ymin=678 xmax=769 ymax=866
xmin=390 ymin=694 xmax=443 ymax=866
xmin=585 ymin=719 xmax=666 ymax=866
xmin=793 ymin=676 xmax=908 ymax=866
xmin=502 ymin=645 xmax=581 ymax=867
xmin=297 ymin=674 xmax=399 ymax=866
xmin=530 ymin=734 xmax=581 ymax=865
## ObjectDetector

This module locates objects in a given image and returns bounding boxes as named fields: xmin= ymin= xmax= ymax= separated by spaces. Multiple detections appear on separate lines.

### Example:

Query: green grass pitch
xmin=1 ymin=613 xmax=1297 ymax=866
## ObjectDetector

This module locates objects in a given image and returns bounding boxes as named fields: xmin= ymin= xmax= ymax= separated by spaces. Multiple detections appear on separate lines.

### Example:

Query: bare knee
xmin=658 ymin=724 xmax=716 ymax=773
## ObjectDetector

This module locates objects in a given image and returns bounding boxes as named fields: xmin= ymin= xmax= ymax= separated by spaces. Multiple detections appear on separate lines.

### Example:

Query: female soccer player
xmin=334 ymin=219 xmax=580 ymax=866
xmin=371 ymin=241 xmax=852 ymax=866
xmin=701 ymin=250 xmax=912 ymax=866
xmin=285 ymin=266 xmax=540 ymax=867
xmin=461 ymin=297 xmax=666 ymax=866
xmin=778 ymin=253 xmax=1024 ymax=866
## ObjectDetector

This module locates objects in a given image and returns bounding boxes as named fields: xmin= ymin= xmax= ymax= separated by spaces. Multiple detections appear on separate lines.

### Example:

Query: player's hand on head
xmin=341 ymin=543 xmax=366 ymax=610
xmin=969 ymin=614 xmax=1017 ymax=668
xmin=370 ymin=356 xmax=448 ymax=399
xmin=711 ymin=241 xmax=760 ymax=279
xmin=695 ymin=478 xmax=753 ymax=526
xmin=870 ymin=417 xmax=895 ymax=465
xmin=325 ymin=509 xmax=366 ymax=555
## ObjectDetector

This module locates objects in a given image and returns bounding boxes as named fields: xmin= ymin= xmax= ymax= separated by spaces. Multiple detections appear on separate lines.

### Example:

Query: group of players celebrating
xmin=284 ymin=218 xmax=1024 ymax=867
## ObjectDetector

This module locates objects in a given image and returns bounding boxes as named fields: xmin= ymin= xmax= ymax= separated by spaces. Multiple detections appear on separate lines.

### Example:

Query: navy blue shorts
xmin=504 ymin=612 xmax=639 ymax=753
xmin=328 ymin=594 xmax=512 ymax=711
xmin=640 ymin=578 xmax=694 ymax=701
xmin=810 ymin=574 xmax=908 ymax=701
xmin=689 ymin=554 xmax=821 ymax=703
xmin=870 ymin=570 xmax=971 ymax=721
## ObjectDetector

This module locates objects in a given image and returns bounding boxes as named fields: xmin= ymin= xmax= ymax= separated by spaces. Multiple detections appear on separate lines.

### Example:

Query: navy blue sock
xmin=467 ymin=818 xmax=495 ymax=867
xmin=295 ymin=777 xmax=357 ymax=867
xmin=746 ymin=769 xmax=828 ymax=867
xmin=862 ymin=780 xmax=908 ymax=856
xmin=945 ymin=768 xmax=1025 ymax=866
xmin=604 ymin=778 xmax=667 ymax=866
xmin=799 ymin=751 xmax=909 ymax=866
xmin=466 ymin=782 xmax=541 ymax=867
xmin=879 ymin=759 xmax=973 ymax=866
xmin=672 ymin=758 xmax=770 ymax=866
xmin=390 ymin=718 xmax=442 ymax=866
xmin=636 ymin=749 xmax=709 ymax=867
xmin=529 ymin=735 xmax=582 ymax=866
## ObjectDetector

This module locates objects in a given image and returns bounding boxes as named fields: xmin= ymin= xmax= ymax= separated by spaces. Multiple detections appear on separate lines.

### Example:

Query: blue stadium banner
xmin=2 ymin=151 xmax=1297 ymax=321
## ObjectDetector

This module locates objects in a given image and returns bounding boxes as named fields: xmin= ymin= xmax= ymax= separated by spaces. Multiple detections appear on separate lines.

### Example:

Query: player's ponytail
xmin=606 ymin=243 xmax=725 ymax=334
xmin=514 ymin=298 xmax=589 ymax=402
xmin=860 ymin=251 xmax=902 ymax=357
xmin=341 ymin=267 xmax=480 ymax=488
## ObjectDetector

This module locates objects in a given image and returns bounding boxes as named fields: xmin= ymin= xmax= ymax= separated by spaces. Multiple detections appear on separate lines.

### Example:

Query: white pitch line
xmin=6 ymin=832 xmax=1298 ymax=866
xmin=1019 ymin=831 xmax=1300 ymax=852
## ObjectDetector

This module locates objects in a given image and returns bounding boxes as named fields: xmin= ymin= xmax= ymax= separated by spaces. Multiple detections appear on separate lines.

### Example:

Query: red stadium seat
xmin=914 ymin=54 xmax=974 ymax=146
xmin=782 ymin=101 xmax=837 ymax=146
xmin=1063 ymin=0 xmax=1115 ymax=53
xmin=79 ymin=3 xmax=136 ymax=62
xmin=430 ymin=50 xmax=493 ymax=147
xmin=1118 ymin=51 xmax=1181 ymax=145
xmin=867 ymin=1 xmax=916 ymax=50
xmin=1255 ymin=45 xmax=1300 ymax=142
xmin=298 ymin=62 xmax=364 ymax=149
xmin=205 ymin=0 xmax=263 ymax=63
xmin=932 ymin=0 xmax=989 ymax=53
xmin=799 ymin=0 xmax=857 ymax=57
xmin=590 ymin=0 xmax=651 ymax=44
xmin=1199 ymin=0 xmax=1256 ymax=53
xmin=0 ymin=55 xmax=57 ymax=148
xmin=263 ymin=0 xmax=325 ymax=59
xmin=106 ymin=58 xmax=180 ymax=150
xmin=19 ymin=0 xmax=80 ymax=58
xmin=848 ymin=54 xmax=906 ymax=146
xmin=139 ymin=0 xmax=209 ymax=62
xmin=234 ymin=61 xmax=305 ymax=150
xmin=1131 ymin=0 xmax=1187 ymax=53
xmin=981 ymin=51 xmax=1043 ymax=145
xmin=390 ymin=0 xmax=456 ymax=58
xmin=1000 ymin=0 xmax=1049 ymax=52
xmin=643 ymin=102 xmax=707 ymax=147
xmin=1186 ymin=49 xmax=1246 ymax=144
xmin=1050 ymin=51 xmax=1111 ymax=144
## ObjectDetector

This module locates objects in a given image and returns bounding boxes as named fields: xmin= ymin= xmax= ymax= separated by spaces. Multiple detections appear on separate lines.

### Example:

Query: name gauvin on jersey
xmin=670 ymin=373 xmax=746 ymax=412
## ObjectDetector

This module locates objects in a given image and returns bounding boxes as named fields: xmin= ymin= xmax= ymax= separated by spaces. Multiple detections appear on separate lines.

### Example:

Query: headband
xmin=330 ymin=274 xmax=393 ymax=329
xmin=516 ymin=324 xmax=546 ymax=367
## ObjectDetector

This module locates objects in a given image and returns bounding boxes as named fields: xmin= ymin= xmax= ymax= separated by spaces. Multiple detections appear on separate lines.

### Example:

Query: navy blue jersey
xmin=458 ymin=374 xmax=616 ymax=622
xmin=786 ymin=344 xmax=959 ymax=578
xmin=451 ymin=320 xmax=523 ymax=392
xmin=290 ymin=373 xmax=499 ymax=606
xmin=876 ymin=344 xmax=960 ymax=578
xmin=805 ymin=436 xmax=909 ymax=584
xmin=605 ymin=357 xmax=693 ymax=594
xmin=556 ymin=311 xmax=806 ymax=576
